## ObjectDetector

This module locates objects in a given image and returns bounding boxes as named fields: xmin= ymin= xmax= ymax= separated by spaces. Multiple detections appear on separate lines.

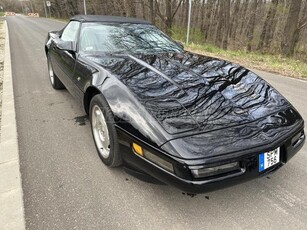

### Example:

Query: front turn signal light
xmin=132 ymin=143 xmax=143 ymax=156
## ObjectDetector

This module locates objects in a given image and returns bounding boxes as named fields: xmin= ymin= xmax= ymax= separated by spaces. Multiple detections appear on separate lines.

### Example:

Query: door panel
xmin=49 ymin=20 xmax=82 ymax=100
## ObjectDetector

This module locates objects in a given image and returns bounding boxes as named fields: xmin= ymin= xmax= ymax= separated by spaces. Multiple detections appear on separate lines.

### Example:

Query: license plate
xmin=259 ymin=147 xmax=280 ymax=172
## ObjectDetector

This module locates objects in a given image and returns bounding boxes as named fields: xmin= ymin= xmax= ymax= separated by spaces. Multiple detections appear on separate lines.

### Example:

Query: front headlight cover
xmin=132 ymin=143 xmax=174 ymax=173
xmin=143 ymin=149 xmax=174 ymax=173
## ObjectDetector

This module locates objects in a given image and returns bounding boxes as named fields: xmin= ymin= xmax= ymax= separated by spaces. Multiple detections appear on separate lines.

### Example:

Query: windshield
xmin=79 ymin=22 xmax=182 ymax=55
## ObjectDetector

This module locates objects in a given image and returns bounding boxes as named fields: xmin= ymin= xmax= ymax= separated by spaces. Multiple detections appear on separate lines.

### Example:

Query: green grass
xmin=172 ymin=26 xmax=204 ymax=44
xmin=50 ymin=17 xmax=69 ymax=22
xmin=172 ymin=27 xmax=307 ymax=79
xmin=0 ymin=12 xmax=5 ymax=17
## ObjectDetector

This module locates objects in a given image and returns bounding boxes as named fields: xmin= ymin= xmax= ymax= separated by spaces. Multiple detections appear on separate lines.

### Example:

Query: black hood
xmin=85 ymin=51 xmax=302 ymax=159
xmin=88 ymin=51 xmax=290 ymax=133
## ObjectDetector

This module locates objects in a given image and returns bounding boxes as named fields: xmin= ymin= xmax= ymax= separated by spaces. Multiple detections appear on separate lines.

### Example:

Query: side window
xmin=61 ymin=21 xmax=80 ymax=42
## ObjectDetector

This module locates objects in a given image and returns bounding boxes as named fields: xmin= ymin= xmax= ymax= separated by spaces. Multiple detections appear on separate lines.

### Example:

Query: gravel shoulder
xmin=0 ymin=19 xmax=5 ymax=136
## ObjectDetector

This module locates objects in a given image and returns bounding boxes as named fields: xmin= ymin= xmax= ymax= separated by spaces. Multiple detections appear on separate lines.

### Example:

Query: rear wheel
xmin=90 ymin=94 xmax=122 ymax=167
xmin=47 ymin=55 xmax=65 ymax=89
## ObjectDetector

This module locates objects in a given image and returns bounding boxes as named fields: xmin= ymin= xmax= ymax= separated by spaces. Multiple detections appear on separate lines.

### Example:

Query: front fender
xmin=98 ymin=76 xmax=172 ymax=148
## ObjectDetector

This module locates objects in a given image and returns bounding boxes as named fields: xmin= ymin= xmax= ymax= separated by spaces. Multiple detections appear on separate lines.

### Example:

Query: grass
xmin=172 ymin=27 xmax=307 ymax=79
xmin=50 ymin=17 xmax=69 ymax=23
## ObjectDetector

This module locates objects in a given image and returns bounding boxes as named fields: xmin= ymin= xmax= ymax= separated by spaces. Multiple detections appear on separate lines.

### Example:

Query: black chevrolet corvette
xmin=45 ymin=15 xmax=305 ymax=193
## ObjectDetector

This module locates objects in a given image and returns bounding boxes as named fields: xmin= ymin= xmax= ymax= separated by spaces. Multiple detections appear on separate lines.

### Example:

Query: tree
xmin=281 ymin=0 xmax=303 ymax=56
xmin=229 ymin=0 xmax=241 ymax=40
xmin=148 ymin=0 xmax=155 ymax=24
xmin=4 ymin=0 xmax=307 ymax=60
xmin=246 ymin=0 xmax=259 ymax=52
xmin=215 ymin=0 xmax=230 ymax=49
xmin=125 ymin=0 xmax=136 ymax=17
xmin=222 ymin=0 xmax=230 ymax=49
xmin=201 ymin=0 xmax=214 ymax=41
xmin=215 ymin=0 xmax=224 ymax=47
xmin=258 ymin=0 xmax=279 ymax=51
xmin=238 ymin=0 xmax=250 ymax=36
xmin=155 ymin=0 xmax=183 ymax=35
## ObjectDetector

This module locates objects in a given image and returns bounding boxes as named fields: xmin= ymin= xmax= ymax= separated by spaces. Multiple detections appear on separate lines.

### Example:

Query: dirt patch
xmin=0 ymin=20 xmax=5 ymax=136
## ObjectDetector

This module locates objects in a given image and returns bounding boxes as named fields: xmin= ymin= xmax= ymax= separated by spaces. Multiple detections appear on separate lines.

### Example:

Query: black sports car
xmin=45 ymin=15 xmax=305 ymax=193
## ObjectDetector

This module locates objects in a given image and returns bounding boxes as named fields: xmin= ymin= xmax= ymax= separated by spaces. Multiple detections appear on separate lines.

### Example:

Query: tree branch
xmin=171 ymin=0 xmax=183 ymax=20
xmin=154 ymin=0 xmax=164 ymax=19
xmin=298 ymin=21 xmax=307 ymax=30
xmin=133 ymin=1 xmax=151 ymax=9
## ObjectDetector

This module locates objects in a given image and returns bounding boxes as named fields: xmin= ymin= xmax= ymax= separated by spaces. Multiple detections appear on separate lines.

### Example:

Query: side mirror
xmin=55 ymin=39 xmax=76 ymax=52
xmin=176 ymin=41 xmax=184 ymax=49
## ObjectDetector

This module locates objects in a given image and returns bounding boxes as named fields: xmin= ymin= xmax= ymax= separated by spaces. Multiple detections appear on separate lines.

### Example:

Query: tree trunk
xmin=197 ymin=0 xmax=204 ymax=29
xmin=148 ymin=0 xmax=156 ymax=24
xmin=125 ymin=0 xmax=136 ymax=17
xmin=154 ymin=0 xmax=182 ymax=36
xmin=246 ymin=0 xmax=259 ymax=52
xmin=202 ymin=0 xmax=214 ymax=41
xmin=215 ymin=0 xmax=224 ymax=48
xmin=257 ymin=0 xmax=279 ymax=51
xmin=115 ymin=0 xmax=126 ymax=16
xmin=281 ymin=0 xmax=302 ymax=56
xmin=222 ymin=0 xmax=230 ymax=49
xmin=200 ymin=0 xmax=206 ymax=33
xmin=229 ymin=0 xmax=241 ymax=40
xmin=239 ymin=0 xmax=249 ymax=36
xmin=165 ymin=0 xmax=172 ymax=35
xmin=141 ymin=1 xmax=146 ymax=20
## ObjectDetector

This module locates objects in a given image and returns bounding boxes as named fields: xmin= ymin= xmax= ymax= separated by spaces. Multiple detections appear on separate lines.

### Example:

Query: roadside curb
xmin=0 ymin=21 xmax=26 ymax=230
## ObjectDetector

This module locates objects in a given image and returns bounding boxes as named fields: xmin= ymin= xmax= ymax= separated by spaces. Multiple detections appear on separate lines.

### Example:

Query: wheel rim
xmin=48 ymin=59 xmax=55 ymax=85
xmin=91 ymin=105 xmax=110 ymax=158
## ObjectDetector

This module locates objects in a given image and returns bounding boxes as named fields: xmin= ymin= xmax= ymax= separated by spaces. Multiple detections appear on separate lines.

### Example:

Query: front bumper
xmin=117 ymin=127 xmax=305 ymax=194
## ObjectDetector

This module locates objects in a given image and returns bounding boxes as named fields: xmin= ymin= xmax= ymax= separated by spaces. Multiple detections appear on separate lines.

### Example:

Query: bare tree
xmin=246 ymin=0 xmax=259 ymax=52
xmin=258 ymin=0 xmax=279 ymax=51
xmin=215 ymin=0 xmax=224 ymax=47
xmin=125 ymin=0 xmax=136 ymax=17
xmin=238 ymin=0 xmax=250 ymax=36
xmin=4 ymin=0 xmax=307 ymax=60
xmin=214 ymin=0 xmax=230 ymax=49
xmin=229 ymin=0 xmax=241 ymax=40
xmin=222 ymin=0 xmax=230 ymax=49
xmin=155 ymin=0 xmax=183 ymax=35
xmin=201 ymin=0 xmax=214 ymax=41
xmin=281 ymin=0 xmax=303 ymax=56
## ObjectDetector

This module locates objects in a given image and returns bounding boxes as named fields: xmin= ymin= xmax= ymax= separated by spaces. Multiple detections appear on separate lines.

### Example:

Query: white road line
xmin=0 ymin=21 xmax=26 ymax=230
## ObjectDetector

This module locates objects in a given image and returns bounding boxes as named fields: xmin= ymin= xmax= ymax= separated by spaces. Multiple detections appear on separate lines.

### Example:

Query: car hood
xmin=85 ymin=52 xmax=303 ymax=158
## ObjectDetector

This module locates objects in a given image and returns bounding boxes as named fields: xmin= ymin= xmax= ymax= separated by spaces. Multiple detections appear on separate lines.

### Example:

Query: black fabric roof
xmin=70 ymin=15 xmax=150 ymax=24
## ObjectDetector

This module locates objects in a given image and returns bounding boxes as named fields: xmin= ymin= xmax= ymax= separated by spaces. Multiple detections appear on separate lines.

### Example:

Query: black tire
xmin=89 ymin=94 xmax=122 ymax=167
xmin=47 ymin=55 xmax=65 ymax=90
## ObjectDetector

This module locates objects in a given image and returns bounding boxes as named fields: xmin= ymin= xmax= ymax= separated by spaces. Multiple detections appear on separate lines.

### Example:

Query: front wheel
xmin=90 ymin=94 xmax=122 ymax=167
xmin=47 ymin=55 xmax=65 ymax=89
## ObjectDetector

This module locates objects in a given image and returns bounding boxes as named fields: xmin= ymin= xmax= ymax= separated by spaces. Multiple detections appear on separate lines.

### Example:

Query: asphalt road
xmin=6 ymin=15 xmax=307 ymax=230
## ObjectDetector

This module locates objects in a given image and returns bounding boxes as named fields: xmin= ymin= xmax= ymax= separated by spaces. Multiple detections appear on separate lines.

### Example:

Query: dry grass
xmin=172 ymin=26 xmax=307 ymax=80
xmin=184 ymin=43 xmax=307 ymax=80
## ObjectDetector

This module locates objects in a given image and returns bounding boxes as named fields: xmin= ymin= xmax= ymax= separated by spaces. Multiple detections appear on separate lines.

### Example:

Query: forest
xmin=1 ymin=0 xmax=307 ymax=61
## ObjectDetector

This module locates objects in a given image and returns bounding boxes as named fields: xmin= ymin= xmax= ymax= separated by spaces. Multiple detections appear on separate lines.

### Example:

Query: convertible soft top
xmin=70 ymin=15 xmax=150 ymax=24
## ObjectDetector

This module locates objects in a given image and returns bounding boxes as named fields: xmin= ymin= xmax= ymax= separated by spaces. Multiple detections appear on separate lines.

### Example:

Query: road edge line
xmin=0 ymin=20 xmax=26 ymax=230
